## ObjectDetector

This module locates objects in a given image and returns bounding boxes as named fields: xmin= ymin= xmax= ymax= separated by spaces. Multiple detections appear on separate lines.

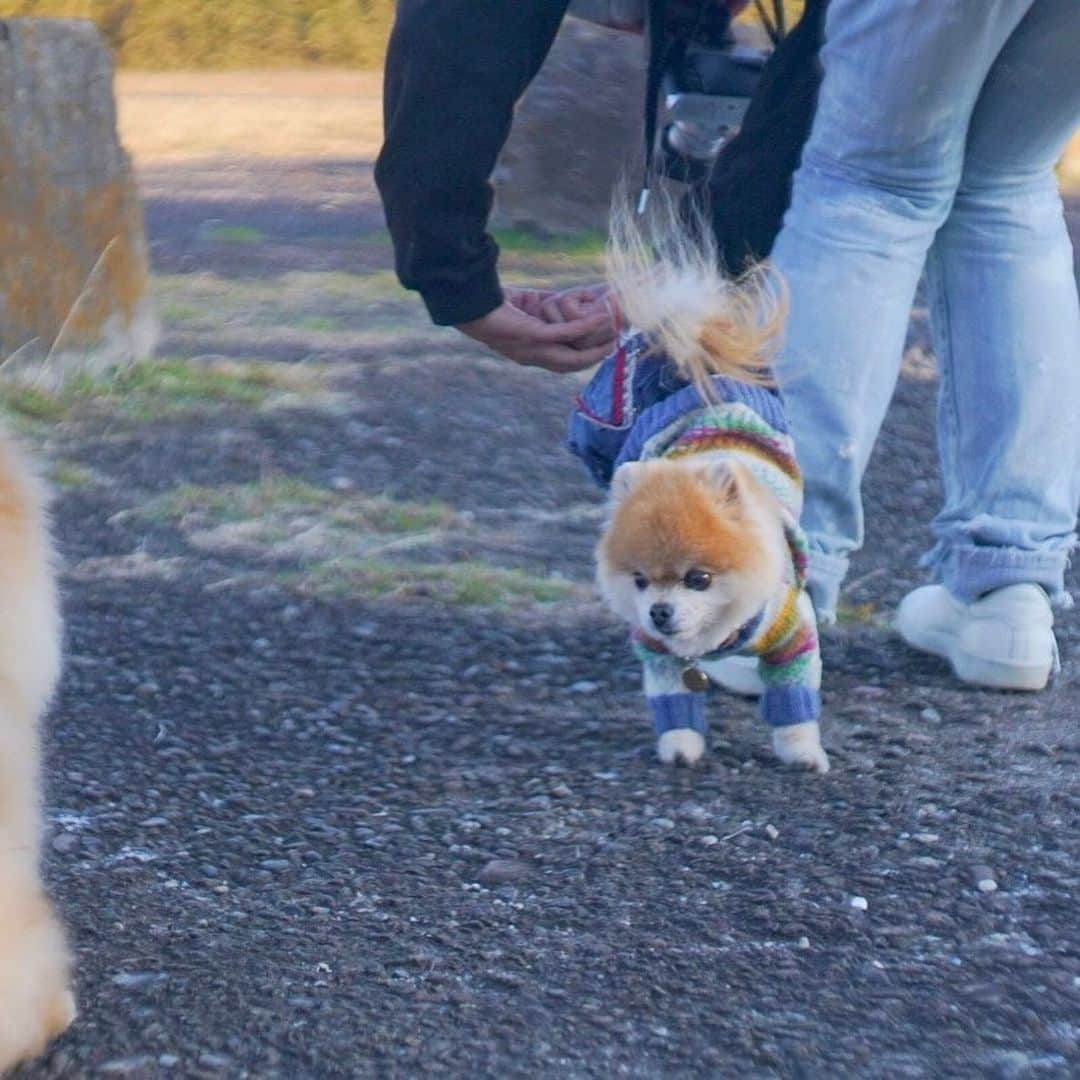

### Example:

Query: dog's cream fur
xmin=0 ymin=428 xmax=75 ymax=1070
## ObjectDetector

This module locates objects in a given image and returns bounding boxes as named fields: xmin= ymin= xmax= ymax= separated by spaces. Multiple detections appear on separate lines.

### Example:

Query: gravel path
xmin=13 ymin=162 xmax=1080 ymax=1079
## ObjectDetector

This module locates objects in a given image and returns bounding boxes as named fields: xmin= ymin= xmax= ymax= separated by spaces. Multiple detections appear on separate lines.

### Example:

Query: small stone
xmin=101 ymin=1057 xmax=156 ymax=1075
xmin=852 ymin=684 xmax=887 ymax=698
xmin=920 ymin=707 xmax=942 ymax=723
xmin=112 ymin=971 xmax=168 ymax=990
xmin=261 ymin=859 xmax=291 ymax=871
xmin=973 ymin=865 xmax=998 ymax=892
xmin=197 ymin=1053 xmax=231 ymax=1070
xmin=477 ymin=858 xmax=531 ymax=886
xmin=551 ymin=783 xmax=573 ymax=798
xmin=650 ymin=817 xmax=676 ymax=831
xmin=700 ymin=835 xmax=719 ymax=846
xmin=797 ymin=936 xmax=810 ymax=949
xmin=850 ymin=895 xmax=869 ymax=911
xmin=52 ymin=832 xmax=80 ymax=854
xmin=925 ymin=910 xmax=956 ymax=930
xmin=977 ymin=877 xmax=999 ymax=894
xmin=910 ymin=856 xmax=945 ymax=869
xmin=159 ymin=1054 xmax=180 ymax=1068
xmin=985 ymin=1050 xmax=1065 ymax=1080
xmin=764 ymin=824 xmax=779 ymax=841
xmin=912 ymin=832 xmax=940 ymax=844
xmin=139 ymin=817 xmax=168 ymax=828
xmin=569 ymin=680 xmax=600 ymax=694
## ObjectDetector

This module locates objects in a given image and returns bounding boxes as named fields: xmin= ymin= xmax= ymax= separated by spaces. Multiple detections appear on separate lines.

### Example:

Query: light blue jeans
xmin=771 ymin=0 xmax=1080 ymax=623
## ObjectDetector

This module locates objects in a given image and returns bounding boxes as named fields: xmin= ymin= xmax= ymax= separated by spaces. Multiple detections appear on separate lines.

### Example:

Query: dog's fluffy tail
xmin=607 ymin=194 xmax=786 ymax=396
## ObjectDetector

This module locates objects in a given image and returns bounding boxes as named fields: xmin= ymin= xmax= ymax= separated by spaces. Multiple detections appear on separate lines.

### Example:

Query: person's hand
xmin=539 ymin=285 xmax=622 ymax=349
xmin=457 ymin=287 xmax=616 ymax=373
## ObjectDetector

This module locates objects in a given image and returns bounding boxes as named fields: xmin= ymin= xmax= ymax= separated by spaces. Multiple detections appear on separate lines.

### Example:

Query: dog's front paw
xmin=657 ymin=728 xmax=706 ymax=766
xmin=772 ymin=722 xmax=830 ymax=774
xmin=0 ymin=893 xmax=75 ymax=1071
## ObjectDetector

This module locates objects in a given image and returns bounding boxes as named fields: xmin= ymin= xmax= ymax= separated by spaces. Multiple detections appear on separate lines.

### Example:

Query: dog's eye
xmin=633 ymin=572 xmax=649 ymax=591
xmin=684 ymin=569 xmax=712 ymax=591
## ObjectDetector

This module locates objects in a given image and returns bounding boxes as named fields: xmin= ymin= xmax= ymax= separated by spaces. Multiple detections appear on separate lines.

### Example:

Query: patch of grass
xmin=123 ymin=476 xmax=576 ymax=609
xmin=352 ymin=270 xmax=411 ymax=301
xmin=493 ymin=228 xmax=607 ymax=257
xmin=140 ymin=477 xmax=457 ymax=536
xmin=304 ymin=559 xmax=575 ymax=607
xmin=1 ymin=385 xmax=69 ymax=422
xmin=295 ymin=315 xmax=344 ymax=333
xmin=334 ymin=497 xmax=456 ymax=534
xmin=142 ymin=476 xmax=337 ymax=524
xmin=158 ymin=302 xmax=202 ymax=324
xmin=150 ymin=271 xmax=428 ymax=347
xmin=836 ymin=599 xmax=882 ymax=626
xmin=204 ymin=225 xmax=265 ymax=245
xmin=110 ymin=359 xmax=293 ymax=408
xmin=496 ymin=228 xmax=608 ymax=290
xmin=0 ymin=358 xmax=333 ymax=425
xmin=50 ymin=461 xmax=99 ymax=491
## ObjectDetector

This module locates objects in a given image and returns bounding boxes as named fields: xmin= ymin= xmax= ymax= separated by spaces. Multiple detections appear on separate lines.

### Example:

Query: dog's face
xmin=596 ymin=458 xmax=786 ymax=658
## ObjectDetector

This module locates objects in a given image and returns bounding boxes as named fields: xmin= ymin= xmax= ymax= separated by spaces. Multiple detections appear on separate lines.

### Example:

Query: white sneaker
xmin=700 ymin=654 xmax=765 ymax=697
xmin=895 ymin=583 xmax=1060 ymax=691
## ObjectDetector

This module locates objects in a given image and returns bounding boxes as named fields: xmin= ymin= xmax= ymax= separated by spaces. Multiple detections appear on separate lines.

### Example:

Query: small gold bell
xmin=682 ymin=666 xmax=711 ymax=692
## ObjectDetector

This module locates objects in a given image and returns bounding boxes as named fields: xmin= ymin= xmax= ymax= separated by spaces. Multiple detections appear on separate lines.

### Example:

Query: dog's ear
xmin=610 ymin=462 xmax=645 ymax=503
xmin=693 ymin=459 xmax=747 ymax=507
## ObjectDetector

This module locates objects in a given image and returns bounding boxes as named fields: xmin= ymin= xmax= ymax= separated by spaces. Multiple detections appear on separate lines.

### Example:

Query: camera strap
xmin=641 ymin=0 xmax=736 ymax=211
xmin=639 ymin=0 xmax=670 ymax=212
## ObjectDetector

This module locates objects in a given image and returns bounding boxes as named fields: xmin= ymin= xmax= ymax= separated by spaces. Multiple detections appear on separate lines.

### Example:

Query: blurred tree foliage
xmin=0 ymin=0 xmax=397 ymax=68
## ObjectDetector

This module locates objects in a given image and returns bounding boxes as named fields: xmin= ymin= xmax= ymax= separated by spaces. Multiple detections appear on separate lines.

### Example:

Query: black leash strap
xmin=640 ymin=0 xmax=669 ymax=213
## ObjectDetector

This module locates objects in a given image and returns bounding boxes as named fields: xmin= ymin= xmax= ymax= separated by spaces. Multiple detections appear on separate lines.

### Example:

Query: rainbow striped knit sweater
xmin=568 ymin=333 xmax=821 ymax=735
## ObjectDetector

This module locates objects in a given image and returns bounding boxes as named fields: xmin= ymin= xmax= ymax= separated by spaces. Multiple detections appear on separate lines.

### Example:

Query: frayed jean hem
xmin=921 ymin=538 xmax=1076 ymax=609
xmin=806 ymin=549 xmax=849 ymax=626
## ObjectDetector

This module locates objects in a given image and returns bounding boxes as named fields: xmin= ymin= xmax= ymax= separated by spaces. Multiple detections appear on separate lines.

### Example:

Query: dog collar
xmin=634 ymin=609 xmax=764 ymax=690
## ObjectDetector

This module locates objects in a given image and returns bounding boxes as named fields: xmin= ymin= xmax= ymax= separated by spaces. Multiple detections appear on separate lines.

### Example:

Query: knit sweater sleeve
xmin=757 ymin=590 xmax=822 ymax=727
xmin=374 ymin=1 xmax=571 ymax=326
xmin=634 ymin=642 xmax=708 ymax=736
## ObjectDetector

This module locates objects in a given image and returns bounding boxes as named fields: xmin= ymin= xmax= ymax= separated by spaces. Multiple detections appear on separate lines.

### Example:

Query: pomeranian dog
xmin=0 ymin=429 xmax=75 ymax=1070
xmin=569 ymin=201 xmax=828 ymax=772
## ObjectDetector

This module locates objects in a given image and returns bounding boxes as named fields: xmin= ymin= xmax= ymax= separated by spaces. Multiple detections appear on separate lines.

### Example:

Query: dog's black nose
xmin=650 ymin=602 xmax=675 ymax=633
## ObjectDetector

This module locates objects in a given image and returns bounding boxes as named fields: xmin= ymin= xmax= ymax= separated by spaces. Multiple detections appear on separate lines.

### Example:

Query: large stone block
xmin=493 ymin=16 xmax=646 ymax=236
xmin=0 ymin=18 xmax=156 ymax=376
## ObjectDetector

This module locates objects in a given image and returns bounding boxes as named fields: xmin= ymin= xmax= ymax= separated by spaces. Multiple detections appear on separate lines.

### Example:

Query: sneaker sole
xmin=897 ymin=621 xmax=1051 ymax=692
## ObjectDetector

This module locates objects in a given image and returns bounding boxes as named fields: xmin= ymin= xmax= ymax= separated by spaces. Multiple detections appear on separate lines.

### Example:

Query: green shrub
xmin=0 ymin=0 xmax=397 ymax=69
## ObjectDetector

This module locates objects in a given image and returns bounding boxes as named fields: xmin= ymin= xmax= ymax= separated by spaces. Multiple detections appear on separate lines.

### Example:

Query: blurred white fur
xmin=606 ymin=193 xmax=787 ymax=399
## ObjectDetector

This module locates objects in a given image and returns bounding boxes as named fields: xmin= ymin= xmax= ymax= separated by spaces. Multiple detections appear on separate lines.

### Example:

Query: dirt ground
xmin=6 ymin=74 xmax=1080 ymax=1078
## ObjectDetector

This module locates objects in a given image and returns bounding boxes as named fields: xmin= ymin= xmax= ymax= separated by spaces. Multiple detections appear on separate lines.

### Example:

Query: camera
xmin=660 ymin=40 xmax=768 ymax=183
xmin=568 ymin=1 xmax=771 ymax=184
